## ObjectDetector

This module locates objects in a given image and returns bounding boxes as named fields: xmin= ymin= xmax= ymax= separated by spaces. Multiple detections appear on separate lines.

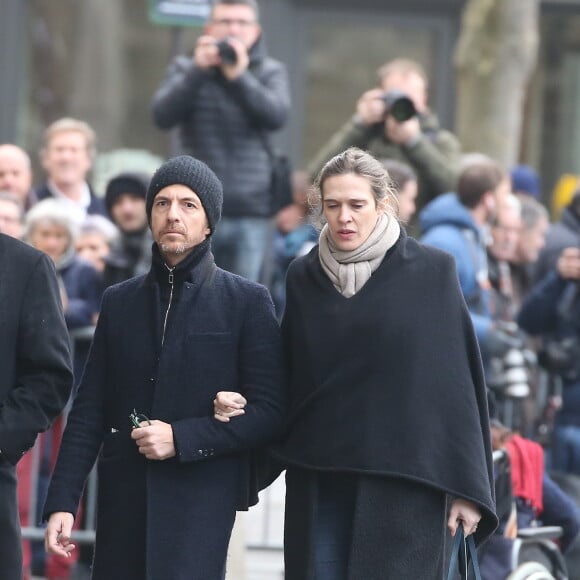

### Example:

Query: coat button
xmin=149 ymin=377 xmax=155 ymax=382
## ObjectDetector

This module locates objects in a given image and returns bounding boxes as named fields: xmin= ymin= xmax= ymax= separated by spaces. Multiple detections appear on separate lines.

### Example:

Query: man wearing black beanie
xmin=43 ymin=155 xmax=286 ymax=579
xmin=103 ymin=171 xmax=153 ymax=287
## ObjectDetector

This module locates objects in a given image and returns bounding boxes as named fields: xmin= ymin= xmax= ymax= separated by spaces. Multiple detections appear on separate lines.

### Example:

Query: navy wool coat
xmin=44 ymin=250 xmax=286 ymax=580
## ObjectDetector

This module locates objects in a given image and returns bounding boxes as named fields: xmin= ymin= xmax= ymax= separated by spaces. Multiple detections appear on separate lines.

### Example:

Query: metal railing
xmin=20 ymin=326 xmax=97 ymax=545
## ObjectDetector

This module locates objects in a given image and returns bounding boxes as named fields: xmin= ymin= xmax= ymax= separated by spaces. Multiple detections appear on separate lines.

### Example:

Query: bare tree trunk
xmin=28 ymin=0 xmax=126 ymax=152
xmin=28 ymin=0 xmax=79 ymax=127
xmin=69 ymin=0 xmax=126 ymax=151
xmin=454 ymin=0 xmax=540 ymax=167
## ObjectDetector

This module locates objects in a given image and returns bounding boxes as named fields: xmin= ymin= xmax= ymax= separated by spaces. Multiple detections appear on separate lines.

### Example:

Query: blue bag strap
xmin=446 ymin=524 xmax=482 ymax=580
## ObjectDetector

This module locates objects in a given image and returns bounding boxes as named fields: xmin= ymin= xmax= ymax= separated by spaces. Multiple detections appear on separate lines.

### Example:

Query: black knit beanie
xmin=146 ymin=156 xmax=223 ymax=232
xmin=105 ymin=172 xmax=150 ymax=217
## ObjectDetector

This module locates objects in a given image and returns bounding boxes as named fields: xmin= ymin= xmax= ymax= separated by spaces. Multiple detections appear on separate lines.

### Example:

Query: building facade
xmin=1 ymin=0 xmax=580 ymax=197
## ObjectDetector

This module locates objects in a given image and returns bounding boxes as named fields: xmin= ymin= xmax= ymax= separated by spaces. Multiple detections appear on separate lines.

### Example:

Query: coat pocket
xmin=100 ymin=430 xmax=136 ymax=462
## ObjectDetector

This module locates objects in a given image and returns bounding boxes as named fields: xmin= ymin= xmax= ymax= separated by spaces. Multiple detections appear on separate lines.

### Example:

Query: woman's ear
xmin=378 ymin=196 xmax=396 ymax=216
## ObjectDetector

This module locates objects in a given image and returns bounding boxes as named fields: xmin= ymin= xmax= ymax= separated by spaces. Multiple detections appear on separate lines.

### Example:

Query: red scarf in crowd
xmin=506 ymin=434 xmax=544 ymax=515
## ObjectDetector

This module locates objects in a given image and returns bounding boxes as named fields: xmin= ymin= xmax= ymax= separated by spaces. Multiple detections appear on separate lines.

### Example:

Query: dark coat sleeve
xmin=225 ymin=62 xmax=290 ymax=130
xmin=151 ymin=57 xmax=209 ymax=129
xmin=517 ymin=271 xmax=568 ymax=335
xmin=0 ymin=253 xmax=73 ymax=464
xmin=43 ymin=291 xmax=111 ymax=519
xmin=152 ymin=55 xmax=290 ymax=132
xmin=63 ymin=262 xmax=102 ymax=329
xmin=171 ymin=285 xmax=287 ymax=462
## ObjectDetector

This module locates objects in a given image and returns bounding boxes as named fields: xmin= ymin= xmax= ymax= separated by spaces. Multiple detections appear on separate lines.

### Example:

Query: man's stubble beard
xmin=160 ymin=241 xmax=192 ymax=255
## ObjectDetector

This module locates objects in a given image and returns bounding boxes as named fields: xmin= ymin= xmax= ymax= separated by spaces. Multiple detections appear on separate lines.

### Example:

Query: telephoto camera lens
xmin=381 ymin=90 xmax=417 ymax=123
xmin=216 ymin=39 xmax=237 ymax=65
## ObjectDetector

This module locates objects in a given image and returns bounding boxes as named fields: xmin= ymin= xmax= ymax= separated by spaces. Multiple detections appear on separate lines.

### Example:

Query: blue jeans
xmin=551 ymin=424 xmax=580 ymax=474
xmin=312 ymin=474 xmax=356 ymax=580
xmin=211 ymin=217 xmax=272 ymax=282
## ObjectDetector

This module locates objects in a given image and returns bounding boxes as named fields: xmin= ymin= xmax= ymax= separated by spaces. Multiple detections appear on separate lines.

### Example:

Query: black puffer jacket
xmin=152 ymin=36 xmax=290 ymax=218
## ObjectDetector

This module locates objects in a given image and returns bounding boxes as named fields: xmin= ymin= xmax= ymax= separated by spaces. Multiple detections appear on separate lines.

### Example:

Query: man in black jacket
xmin=44 ymin=156 xmax=286 ymax=580
xmin=103 ymin=171 xmax=152 ymax=287
xmin=0 ymin=233 xmax=73 ymax=580
xmin=152 ymin=0 xmax=290 ymax=282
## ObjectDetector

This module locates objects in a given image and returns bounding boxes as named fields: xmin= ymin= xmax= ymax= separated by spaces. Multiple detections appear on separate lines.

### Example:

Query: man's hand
xmin=557 ymin=247 xmax=580 ymax=281
xmin=385 ymin=115 xmax=421 ymax=146
xmin=194 ymin=35 xmax=221 ymax=69
xmin=355 ymin=89 xmax=386 ymax=126
xmin=448 ymin=498 xmax=481 ymax=537
xmin=45 ymin=512 xmax=75 ymax=558
xmin=214 ymin=391 xmax=247 ymax=423
xmin=219 ymin=37 xmax=250 ymax=80
xmin=130 ymin=420 xmax=176 ymax=460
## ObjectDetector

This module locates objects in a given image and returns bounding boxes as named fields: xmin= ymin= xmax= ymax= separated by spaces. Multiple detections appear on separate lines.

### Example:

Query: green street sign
xmin=148 ymin=0 xmax=212 ymax=27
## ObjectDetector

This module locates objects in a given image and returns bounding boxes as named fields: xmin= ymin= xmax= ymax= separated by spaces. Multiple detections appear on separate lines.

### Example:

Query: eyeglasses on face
xmin=211 ymin=18 xmax=256 ymax=27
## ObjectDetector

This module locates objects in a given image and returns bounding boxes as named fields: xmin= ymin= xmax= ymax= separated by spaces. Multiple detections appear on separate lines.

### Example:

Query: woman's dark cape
xmin=271 ymin=231 xmax=498 ymax=544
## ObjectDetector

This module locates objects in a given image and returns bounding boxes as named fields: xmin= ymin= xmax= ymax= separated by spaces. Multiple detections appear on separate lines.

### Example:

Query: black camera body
xmin=216 ymin=39 xmax=237 ymax=65
xmin=538 ymin=336 xmax=580 ymax=382
xmin=381 ymin=90 xmax=417 ymax=123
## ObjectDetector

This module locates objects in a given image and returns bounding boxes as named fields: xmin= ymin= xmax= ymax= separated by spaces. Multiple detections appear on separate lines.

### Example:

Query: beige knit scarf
xmin=318 ymin=213 xmax=401 ymax=298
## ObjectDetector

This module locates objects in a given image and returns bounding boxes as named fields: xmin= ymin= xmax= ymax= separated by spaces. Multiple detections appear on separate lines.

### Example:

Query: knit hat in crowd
xmin=146 ymin=156 xmax=223 ymax=232
xmin=510 ymin=165 xmax=541 ymax=199
xmin=105 ymin=172 xmax=150 ymax=217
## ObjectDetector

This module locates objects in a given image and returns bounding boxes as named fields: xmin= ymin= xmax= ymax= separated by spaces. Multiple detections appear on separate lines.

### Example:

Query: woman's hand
xmin=213 ymin=391 xmax=247 ymax=423
xmin=45 ymin=512 xmax=75 ymax=557
xmin=448 ymin=498 xmax=481 ymax=536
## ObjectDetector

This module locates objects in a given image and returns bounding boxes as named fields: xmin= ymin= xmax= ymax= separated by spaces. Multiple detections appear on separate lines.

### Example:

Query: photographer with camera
xmin=152 ymin=0 xmax=290 ymax=282
xmin=308 ymin=58 xmax=461 ymax=212
xmin=518 ymin=246 xmax=580 ymax=473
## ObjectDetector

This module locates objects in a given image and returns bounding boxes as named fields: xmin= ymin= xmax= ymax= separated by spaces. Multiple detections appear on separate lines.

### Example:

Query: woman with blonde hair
xmin=216 ymin=147 xmax=497 ymax=579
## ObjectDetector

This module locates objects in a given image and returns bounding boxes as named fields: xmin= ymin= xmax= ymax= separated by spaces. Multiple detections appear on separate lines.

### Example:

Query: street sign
xmin=148 ymin=0 xmax=212 ymax=27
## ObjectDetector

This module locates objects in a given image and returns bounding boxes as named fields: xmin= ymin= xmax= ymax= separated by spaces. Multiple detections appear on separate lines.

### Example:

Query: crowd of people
xmin=2 ymin=0 xmax=580 ymax=579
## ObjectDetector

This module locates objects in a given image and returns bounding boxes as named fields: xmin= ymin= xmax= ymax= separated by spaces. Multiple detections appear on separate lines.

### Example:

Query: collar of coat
xmin=148 ymin=238 xmax=214 ymax=287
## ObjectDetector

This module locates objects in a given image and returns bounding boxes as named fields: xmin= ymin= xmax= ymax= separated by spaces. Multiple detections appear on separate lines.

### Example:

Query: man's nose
xmin=167 ymin=201 xmax=180 ymax=220
xmin=120 ymin=200 xmax=134 ymax=213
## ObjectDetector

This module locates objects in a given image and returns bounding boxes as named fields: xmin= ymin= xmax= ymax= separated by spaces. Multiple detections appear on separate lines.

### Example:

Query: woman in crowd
xmin=26 ymin=199 xmax=102 ymax=331
xmin=216 ymin=147 xmax=497 ymax=579
xmin=379 ymin=158 xmax=418 ymax=223
xmin=75 ymin=214 xmax=119 ymax=274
